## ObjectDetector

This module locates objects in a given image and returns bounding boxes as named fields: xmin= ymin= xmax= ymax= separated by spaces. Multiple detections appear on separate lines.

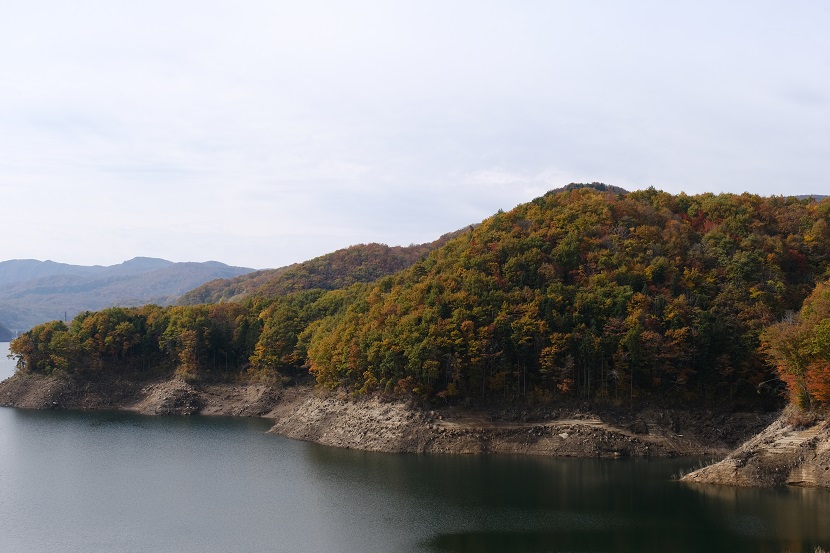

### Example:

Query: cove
xmin=1 ymin=345 xmax=829 ymax=552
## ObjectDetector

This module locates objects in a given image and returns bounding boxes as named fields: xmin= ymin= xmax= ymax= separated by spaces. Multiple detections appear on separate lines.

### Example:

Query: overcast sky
xmin=1 ymin=1 xmax=828 ymax=269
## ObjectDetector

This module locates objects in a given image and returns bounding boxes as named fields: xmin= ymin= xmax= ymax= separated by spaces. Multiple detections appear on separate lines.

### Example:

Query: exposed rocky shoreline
xmin=681 ymin=409 xmax=830 ymax=488
xmin=7 ymin=372 xmax=829 ymax=488
xmin=268 ymin=389 xmax=772 ymax=457
xmin=0 ymin=373 xmax=282 ymax=417
xmin=0 ymin=372 xmax=776 ymax=461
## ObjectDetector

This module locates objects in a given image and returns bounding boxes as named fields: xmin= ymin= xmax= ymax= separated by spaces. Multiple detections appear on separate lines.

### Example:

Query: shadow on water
xmin=417 ymin=478 xmax=830 ymax=553
xmin=302 ymin=444 xmax=830 ymax=553
xmin=424 ymin=528 xmax=723 ymax=553
xmin=8 ymin=405 xmax=271 ymax=431
xmin=423 ymin=527 xmax=829 ymax=553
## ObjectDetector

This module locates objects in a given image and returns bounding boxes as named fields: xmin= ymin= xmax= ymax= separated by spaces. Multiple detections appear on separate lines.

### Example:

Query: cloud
xmin=0 ymin=1 xmax=828 ymax=267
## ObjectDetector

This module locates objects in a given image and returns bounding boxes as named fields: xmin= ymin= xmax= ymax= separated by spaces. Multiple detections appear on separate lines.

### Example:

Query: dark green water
xmin=1 ymin=343 xmax=829 ymax=553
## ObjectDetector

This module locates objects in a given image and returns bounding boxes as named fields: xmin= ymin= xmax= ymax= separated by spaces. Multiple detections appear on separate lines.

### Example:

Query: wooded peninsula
xmin=5 ymin=184 xmax=830 ymax=485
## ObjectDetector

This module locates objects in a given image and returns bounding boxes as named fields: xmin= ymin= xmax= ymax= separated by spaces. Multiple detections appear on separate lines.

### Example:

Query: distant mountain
xmin=0 ymin=321 xmax=12 ymax=341
xmin=0 ymin=257 xmax=255 ymax=332
xmin=795 ymin=194 xmax=828 ymax=201
xmin=178 ymin=230 xmax=468 ymax=306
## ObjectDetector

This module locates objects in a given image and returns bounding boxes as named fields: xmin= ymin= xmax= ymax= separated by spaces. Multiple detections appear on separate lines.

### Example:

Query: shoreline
xmin=681 ymin=411 xmax=830 ymax=488
xmin=0 ymin=372 xmax=772 ymax=460
xmin=7 ymin=371 xmax=828 ymax=488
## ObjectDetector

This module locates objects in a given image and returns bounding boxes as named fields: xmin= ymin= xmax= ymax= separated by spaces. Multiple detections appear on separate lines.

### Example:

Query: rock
xmin=682 ymin=415 xmax=830 ymax=488
xmin=0 ymin=373 xmax=771 ymax=465
xmin=629 ymin=419 xmax=649 ymax=435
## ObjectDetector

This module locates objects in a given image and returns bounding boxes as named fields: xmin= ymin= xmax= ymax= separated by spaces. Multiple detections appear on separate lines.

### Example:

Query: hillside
xmin=178 ymin=231 xmax=467 ymax=306
xmin=9 ymin=187 xmax=830 ymax=412
xmin=178 ymin=187 xmax=618 ymax=307
xmin=304 ymin=188 xmax=830 ymax=405
xmin=0 ymin=257 xmax=255 ymax=332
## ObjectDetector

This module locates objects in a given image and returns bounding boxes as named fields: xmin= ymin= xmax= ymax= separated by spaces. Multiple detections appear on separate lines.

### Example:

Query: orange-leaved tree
xmin=762 ymin=280 xmax=830 ymax=408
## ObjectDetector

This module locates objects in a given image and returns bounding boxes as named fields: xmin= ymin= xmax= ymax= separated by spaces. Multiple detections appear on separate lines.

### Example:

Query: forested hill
xmin=10 ymin=188 xmax=830 ymax=410
xmin=304 ymin=188 xmax=830 ymax=405
xmin=178 ymin=231 xmax=467 ymax=306
xmin=178 ymin=185 xmax=617 ymax=306
xmin=0 ymin=258 xmax=254 ymax=332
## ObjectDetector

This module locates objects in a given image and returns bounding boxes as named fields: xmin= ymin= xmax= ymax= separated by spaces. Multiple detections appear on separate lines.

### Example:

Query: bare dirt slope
xmin=0 ymin=372 xmax=771 ymax=459
xmin=267 ymin=389 xmax=769 ymax=457
xmin=0 ymin=373 xmax=282 ymax=417
xmin=682 ymin=412 xmax=830 ymax=488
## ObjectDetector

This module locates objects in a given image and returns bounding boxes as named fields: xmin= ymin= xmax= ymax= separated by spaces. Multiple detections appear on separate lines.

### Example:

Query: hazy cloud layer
xmin=1 ymin=1 xmax=828 ymax=268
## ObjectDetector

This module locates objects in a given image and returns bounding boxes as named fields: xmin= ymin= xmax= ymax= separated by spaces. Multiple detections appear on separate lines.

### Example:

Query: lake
xmin=1 ymin=342 xmax=829 ymax=552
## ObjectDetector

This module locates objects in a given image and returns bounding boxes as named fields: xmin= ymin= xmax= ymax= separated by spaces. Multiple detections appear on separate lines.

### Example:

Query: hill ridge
xmin=178 ymin=229 xmax=469 ymax=306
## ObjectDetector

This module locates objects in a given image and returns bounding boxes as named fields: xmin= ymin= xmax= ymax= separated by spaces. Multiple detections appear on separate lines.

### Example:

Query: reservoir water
xmin=1 ymin=342 xmax=829 ymax=552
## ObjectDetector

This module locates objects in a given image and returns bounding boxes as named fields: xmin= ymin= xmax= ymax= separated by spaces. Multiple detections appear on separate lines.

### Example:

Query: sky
xmin=1 ymin=1 xmax=828 ymax=269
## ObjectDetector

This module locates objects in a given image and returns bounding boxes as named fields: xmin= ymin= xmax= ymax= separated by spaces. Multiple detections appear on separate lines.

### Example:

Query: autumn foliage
xmin=302 ymin=188 xmax=830 ymax=405
xmin=762 ymin=281 xmax=830 ymax=408
xmin=10 ymin=186 xmax=830 ymax=408
xmin=178 ymin=238 xmax=462 ymax=305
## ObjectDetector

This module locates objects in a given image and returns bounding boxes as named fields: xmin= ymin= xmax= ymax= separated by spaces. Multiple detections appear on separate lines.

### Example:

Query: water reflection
xmin=303 ymin=445 xmax=830 ymax=553
xmin=682 ymin=482 xmax=830 ymax=544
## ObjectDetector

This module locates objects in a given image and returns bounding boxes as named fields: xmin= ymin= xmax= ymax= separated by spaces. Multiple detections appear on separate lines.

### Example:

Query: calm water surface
xmin=1 ymin=343 xmax=829 ymax=552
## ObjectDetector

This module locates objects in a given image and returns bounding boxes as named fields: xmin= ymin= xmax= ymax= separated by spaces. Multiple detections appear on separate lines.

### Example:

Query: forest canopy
xmin=11 ymin=187 xmax=830 ymax=408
